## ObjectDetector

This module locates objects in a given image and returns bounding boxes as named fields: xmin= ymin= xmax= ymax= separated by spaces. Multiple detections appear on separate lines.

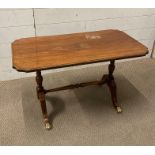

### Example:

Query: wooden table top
xmin=12 ymin=29 xmax=148 ymax=72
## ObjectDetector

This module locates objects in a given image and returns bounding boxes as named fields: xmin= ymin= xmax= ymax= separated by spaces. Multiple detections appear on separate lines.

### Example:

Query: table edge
xmin=12 ymin=49 xmax=149 ymax=73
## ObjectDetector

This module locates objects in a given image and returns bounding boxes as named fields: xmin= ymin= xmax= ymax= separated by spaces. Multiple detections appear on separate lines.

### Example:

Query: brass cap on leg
xmin=44 ymin=118 xmax=52 ymax=130
xmin=45 ymin=122 xmax=52 ymax=130
xmin=116 ymin=106 xmax=122 ymax=113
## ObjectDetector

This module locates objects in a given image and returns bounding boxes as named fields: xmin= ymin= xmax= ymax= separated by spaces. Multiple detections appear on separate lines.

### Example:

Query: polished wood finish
xmin=106 ymin=60 xmax=120 ymax=111
xmin=12 ymin=29 xmax=148 ymax=72
xmin=44 ymin=61 xmax=120 ymax=111
xmin=36 ymin=60 xmax=122 ymax=129
xmin=36 ymin=71 xmax=51 ymax=129
xmin=12 ymin=29 xmax=148 ymax=129
xmin=45 ymin=78 xmax=107 ymax=93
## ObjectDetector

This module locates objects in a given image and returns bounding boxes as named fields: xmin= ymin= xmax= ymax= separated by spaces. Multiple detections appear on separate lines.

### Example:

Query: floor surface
xmin=0 ymin=58 xmax=155 ymax=145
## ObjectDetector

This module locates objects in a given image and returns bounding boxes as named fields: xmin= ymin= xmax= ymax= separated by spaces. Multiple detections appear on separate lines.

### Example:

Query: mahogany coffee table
xmin=12 ymin=30 xmax=148 ymax=130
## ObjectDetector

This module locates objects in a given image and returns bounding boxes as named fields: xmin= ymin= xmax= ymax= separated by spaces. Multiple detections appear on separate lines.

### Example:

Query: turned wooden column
xmin=108 ymin=60 xmax=115 ymax=80
xmin=107 ymin=60 xmax=122 ymax=113
xmin=36 ymin=70 xmax=51 ymax=129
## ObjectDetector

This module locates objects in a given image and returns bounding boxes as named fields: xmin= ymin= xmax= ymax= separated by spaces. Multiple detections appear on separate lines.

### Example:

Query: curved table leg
xmin=36 ymin=70 xmax=52 ymax=130
xmin=107 ymin=60 xmax=122 ymax=113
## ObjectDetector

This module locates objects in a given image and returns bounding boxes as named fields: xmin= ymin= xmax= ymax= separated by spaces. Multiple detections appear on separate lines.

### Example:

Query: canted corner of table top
xmin=12 ymin=29 xmax=148 ymax=72
xmin=11 ymin=29 xmax=149 ymax=130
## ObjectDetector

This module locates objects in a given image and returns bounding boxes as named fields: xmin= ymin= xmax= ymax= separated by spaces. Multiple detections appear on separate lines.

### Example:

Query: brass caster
xmin=116 ymin=106 xmax=122 ymax=113
xmin=44 ymin=122 xmax=52 ymax=130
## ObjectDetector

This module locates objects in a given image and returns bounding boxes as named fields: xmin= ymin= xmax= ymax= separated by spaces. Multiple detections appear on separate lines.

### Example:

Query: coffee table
xmin=12 ymin=30 xmax=148 ymax=130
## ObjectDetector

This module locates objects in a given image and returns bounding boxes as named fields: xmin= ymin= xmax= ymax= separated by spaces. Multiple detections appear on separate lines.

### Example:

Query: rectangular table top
xmin=12 ymin=29 xmax=148 ymax=72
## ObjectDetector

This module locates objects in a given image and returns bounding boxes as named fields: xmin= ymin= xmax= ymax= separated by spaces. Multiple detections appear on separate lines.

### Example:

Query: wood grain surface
xmin=12 ymin=29 xmax=148 ymax=72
